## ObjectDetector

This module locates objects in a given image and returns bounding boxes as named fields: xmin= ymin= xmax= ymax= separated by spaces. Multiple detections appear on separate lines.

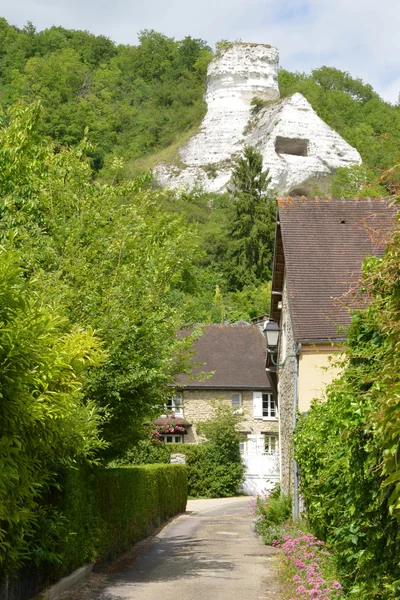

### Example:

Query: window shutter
xmin=253 ymin=392 xmax=263 ymax=419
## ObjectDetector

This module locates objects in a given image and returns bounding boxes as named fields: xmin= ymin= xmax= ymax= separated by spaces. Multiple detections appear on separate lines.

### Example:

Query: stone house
xmin=267 ymin=197 xmax=396 ymax=504
xmin=157 ymin=322 xmax=279 ymax=493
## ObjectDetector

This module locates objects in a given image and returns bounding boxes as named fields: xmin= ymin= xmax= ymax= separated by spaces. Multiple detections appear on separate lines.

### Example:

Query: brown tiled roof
xmin=176 ymin=323 xmax=271 ymax=389
xmin=273 ymin=197 xmax=396 ymax=342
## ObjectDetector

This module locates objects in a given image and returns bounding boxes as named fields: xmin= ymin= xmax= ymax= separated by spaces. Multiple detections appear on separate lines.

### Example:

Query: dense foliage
xmin=294 ymin=220 xmax=400 ymax=598
xmin=159 ymin=151 xmax=274 ymax=323
xmin=0 ymin=248 xmax=105 ymax=574
xmin=116 ymin=441 xmax=244 ymax=498
xmin=96 ymin=464 xmax=187 ymax=561
xmin=227 ymin=147 xmax=276 ymax=289
xmin=116 ymin=405 xmax=245 ymax=497
xmin=42 ymin=463 xmax=186 ymax=575
xmin=0 ymin=101 xmax=199 ymax=458
xmin=253 ymin=486 xmax=291 ymax=545
xmin=279 ymin=67 xmax=400 ymax=189
xmin=0 ymin=19 xmax=212 ymax=172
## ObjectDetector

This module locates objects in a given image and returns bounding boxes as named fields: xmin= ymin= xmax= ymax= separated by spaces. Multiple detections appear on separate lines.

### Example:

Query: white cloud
xmin=1 ymin=0 xmax=399 ymax=102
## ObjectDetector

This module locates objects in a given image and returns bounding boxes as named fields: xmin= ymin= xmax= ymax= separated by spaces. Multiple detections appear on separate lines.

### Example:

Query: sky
xmin=2 ymin=0 xmax=399 ymax=103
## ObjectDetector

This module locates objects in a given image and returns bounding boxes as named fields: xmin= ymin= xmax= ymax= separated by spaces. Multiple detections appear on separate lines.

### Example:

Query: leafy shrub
xmin=114 ymin=439 xmax=243 ymax=498
xmin=253 ymin=486 xmax=292 ymax=544
xmin=0 ymin=248 xmax=105 ymax=575
xmin=116 ymin=405 xmax=245 ymax=498
xmin=56 ymin=463 xmax=100 ymax=574
xmin=250 ymin=96 xmax=273 ymax=116
xmin=2 ymin=462 xmax=187 ymax=597
xmin=96 ymin=465 xmax=187 ymax=561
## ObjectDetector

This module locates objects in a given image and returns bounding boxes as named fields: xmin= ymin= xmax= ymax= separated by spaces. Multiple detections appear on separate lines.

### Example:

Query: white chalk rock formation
xmin=154 ymin=43 xmax=361 ymax=194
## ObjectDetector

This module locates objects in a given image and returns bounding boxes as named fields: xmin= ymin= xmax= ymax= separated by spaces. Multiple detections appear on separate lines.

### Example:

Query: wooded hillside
xmin=1 ymin=18 xmax=399 ymax=323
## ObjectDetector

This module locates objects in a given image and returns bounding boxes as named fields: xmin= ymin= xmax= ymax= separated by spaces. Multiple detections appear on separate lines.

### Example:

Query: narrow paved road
xmin=61 ymin=497 xmax=285 ymax=600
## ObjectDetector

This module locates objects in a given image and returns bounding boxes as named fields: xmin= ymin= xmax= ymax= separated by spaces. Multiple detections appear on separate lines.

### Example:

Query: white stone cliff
xmin=154 ymin=42 xmax=361 ymax=195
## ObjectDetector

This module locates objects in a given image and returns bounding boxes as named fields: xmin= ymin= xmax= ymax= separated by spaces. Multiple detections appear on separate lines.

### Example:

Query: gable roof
xmin=176 ymin=323 xmax=271 ymax=390
xmin=271 ymin=197 xmax=397 ymax=343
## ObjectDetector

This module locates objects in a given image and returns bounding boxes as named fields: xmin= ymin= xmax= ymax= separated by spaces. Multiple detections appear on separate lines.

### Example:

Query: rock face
xmin=154 ymin=42 xmax=361 ymax=195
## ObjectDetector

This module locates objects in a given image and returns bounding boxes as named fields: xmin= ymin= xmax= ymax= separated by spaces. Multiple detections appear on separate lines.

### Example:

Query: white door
xmin=240 ymin=434 xmax=280 ymax=495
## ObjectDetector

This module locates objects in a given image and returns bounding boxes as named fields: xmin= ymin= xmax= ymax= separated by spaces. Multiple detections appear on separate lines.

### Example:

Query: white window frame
xmin=262 ymin=393 xmax=277 ymax=420
xmin=264 ymin=434 xmax=279 ymax=455
xmin=160 ymin=434 xmax=184 ymax=444
xmin=165 ymin=394 xmax=183 ymax=417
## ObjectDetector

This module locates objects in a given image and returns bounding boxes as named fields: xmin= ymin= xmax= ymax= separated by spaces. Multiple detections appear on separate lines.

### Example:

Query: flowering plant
xmin=277 ymin=530 xmax=343 ymax=599
xmin=252 ymin=486 xmax=291 ymax=542
xmin=150 ymin=415 xmax=186 ymax=443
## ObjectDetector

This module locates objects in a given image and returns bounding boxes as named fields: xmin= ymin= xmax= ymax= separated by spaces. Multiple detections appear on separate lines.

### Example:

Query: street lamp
xmin=264 ymin=318 xmax=280 ymax=353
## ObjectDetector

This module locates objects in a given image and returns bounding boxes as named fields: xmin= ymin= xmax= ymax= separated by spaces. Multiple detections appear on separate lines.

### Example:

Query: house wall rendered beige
xmin=181 ymin=389 xmax=279 ymax=444
xmin=298 ymin=344 xmax=342 ymax=412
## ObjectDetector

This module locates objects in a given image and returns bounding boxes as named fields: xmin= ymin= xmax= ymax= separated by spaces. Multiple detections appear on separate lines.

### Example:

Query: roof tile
xmin=278 ymin=197 xmax=396 ymax=341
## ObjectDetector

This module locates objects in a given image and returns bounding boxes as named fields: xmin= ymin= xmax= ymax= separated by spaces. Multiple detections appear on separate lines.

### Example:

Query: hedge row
xmin=96 ymin=465 xmax=187 ymax=561
xmin=2 ymin=463 xmax=187 ymax=599
xmin=60 ymin=462 xmax=187 ymax=569
xmin=115 ymin=440 xmax=244 ymax=498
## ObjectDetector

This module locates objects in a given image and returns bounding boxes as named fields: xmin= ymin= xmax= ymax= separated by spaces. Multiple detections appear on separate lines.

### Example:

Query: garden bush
xmin=56 ymin=463 xmax=100 ymax=574
xmin=252 ymin=486 xmax=292 ymax=545
xmin=278 ymin=530 xmax=344 ymax=599
xmin=115 ymin=435 xmax=244 ymax=498
xmin=114 ymin=414 xmax=244 ymax=498
xmin=294 ymin=224 xmax=400 ymax=598
xmin=96 ymin=464 xmax=187 ymax=561
xmin=2 ymin=463 xmax=187 ymax=598
xmin=114 ymin=405 xmax=245 ymax=498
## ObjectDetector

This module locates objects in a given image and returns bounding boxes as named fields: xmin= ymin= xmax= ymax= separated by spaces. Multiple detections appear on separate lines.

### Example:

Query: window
xmin=160 ymin=434 xmax=184 ymax=444
xmin=231 ymin=393 xmax=242 ymax=409
xmin=262 ymin=393 xmax=276 ymax=419
xmin=264 ymin=434 xmax=278 ymax=455
xmin=165 ymin=394 xmax=183 ymax=417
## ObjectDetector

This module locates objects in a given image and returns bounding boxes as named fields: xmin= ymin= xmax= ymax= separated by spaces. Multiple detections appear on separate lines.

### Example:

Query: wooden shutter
xmin=253 ymin=392 xmax=263 ymax=419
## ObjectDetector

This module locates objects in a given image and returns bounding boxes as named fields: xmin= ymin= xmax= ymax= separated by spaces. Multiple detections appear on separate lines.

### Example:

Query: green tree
xmin=329 ymin=164 xmax=387 ymax=197
xmin=0 ymin=247 xmax=105 ymax=573
xmin=0 ymin=19 xmax=213 ymax=171
xmin=227 ymin=146 xmax=276 ymax=290
xmin=0 ymin=101 xmax=199 ymax=458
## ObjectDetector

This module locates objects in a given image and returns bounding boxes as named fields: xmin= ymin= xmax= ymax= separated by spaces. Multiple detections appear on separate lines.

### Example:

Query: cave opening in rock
xmin=275 ymin=136 xmax=309 ymax=157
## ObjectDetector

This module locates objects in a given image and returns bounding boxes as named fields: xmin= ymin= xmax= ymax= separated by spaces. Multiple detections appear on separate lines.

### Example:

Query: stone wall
xmin=277 ymin=275 xmax=297 ymax=495
xmin=181 ymin=388 xmax=278 ymax=444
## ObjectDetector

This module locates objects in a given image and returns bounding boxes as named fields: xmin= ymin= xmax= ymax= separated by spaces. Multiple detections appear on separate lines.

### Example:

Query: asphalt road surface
xmin=60 ymin=497 xmax=285 ymax=600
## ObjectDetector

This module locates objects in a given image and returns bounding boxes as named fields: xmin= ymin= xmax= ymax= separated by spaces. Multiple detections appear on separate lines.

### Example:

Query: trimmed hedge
xmin=115 ymin=440 xmax=244 ymax=498
xmin=45 ymin=463 xmax=187 ymax=578
xmin=96 ymin=465 xmax=187 ymax=561
xmin=2 ymin=462 xmax=187 ymax=600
